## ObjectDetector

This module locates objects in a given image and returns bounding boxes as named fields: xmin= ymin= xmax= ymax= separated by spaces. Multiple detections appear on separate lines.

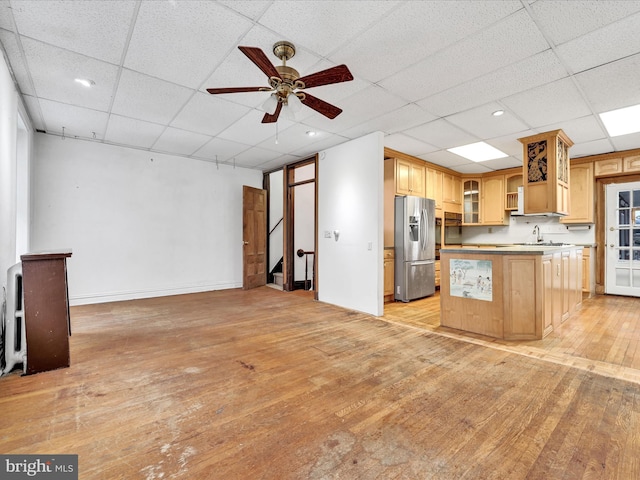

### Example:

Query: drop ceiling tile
xmin=0 ymin=29 xmax=35 ymax=96
xmin=192 ymin=137 xmax=252 ymax=163
xmin=421 ymin=50 xmax=568 ymax=117
xmin=574 ymin=53 xmax=640 ymax=112
xmin=152 ymin=127 xmax=212 ymax=156
xmin=227 ymin=145 xmax=281 ymax=169
xmin=343 ymin=104 xmax=437 ymax=139
xmin=570 ymin=138 xmax=615 ymax=158
xmin=0 ymin=1 xmax=13 ymax=30
xmin=379 ymin=9 xmax=550 ymax=102
xmin=289 ymin=133 xmax=350 ymax=159
xmin=501 ymin=77 xmax=592 ymax=128
xmin=217 ymin=0 xmax=271 ymax=20
xmin=529 ymin=0 xmax=640 ymax=45
xmin=488 ymin=129 xmax=537 ymax=159
xmin=255 ymin=123 xmax=328 ymax=154
xmin=256 ymin=154 xmax=304 ymax=171
xmin=39 ymin=98 xmax=109 ymax=139
xmin=330 ymin=0 xmax=521 ymax=82
xmin=418 ymin=150 xmax=474 ymax=170
xmin=446 ymin=103 xmax=530 ymax=139
xmin=104 ymin=114 xmax=165 ymax=149
xmin=540 ymin=115 xmax=607 ymax=144
xmin=611 ymin=132 xmax=640 ymax=152
xmin=404 ymin=119 xmax=478 ymax=150
xmin=11 ymin=0 xmax=136 ymax=63
xmin=22 ymin=37 xmax=118 ymax=111
xmin=216 ymin=109 xmax=284 ymax=145
xmin=171 ymin=92 xmax=251 ymax=137
xmin=111 ymin=69 xmax=194 ymax=124
xmin=301 ymin=84 xmax=407 ymax=134
xmin=257 ymin=1 xmax=400 ymax=57
xmin=453 ymin=163 xmax=494 ymax=175
xmin=384 ymin=133 xmax=438 ymax=157
xmin=124 ymin=1 xmax=254 ymax=88
xmin=480 ymin=156 xmax=522 ymax=171
xmin=557 ymin=12 xmax=640 ymax=74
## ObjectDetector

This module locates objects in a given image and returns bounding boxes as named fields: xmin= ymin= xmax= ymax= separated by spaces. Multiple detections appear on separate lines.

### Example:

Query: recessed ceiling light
xmin=599 ymin=104 xmax=640 ymax=137
xmin=74 ymin=78 xmax=95 ymax=88
xmin=306 ymin=131 xmax=317 ymax=137
xmin=447 ymin=141 xmax=508 ymax=162
xmin=492 ymin=110 xmax=504 ymax=117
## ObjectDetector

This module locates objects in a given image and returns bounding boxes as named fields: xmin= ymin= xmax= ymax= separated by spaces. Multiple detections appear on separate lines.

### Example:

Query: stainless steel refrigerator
xmin=394 ymin=195 xmax=436 ymax=302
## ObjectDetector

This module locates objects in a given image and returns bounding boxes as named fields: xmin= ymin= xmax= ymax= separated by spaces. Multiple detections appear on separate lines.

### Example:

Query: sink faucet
xmin=533 ymin=225 xmax=543 ymax=243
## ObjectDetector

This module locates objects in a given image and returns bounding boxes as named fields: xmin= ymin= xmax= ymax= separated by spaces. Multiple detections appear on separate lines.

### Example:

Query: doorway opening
xmin=264 ymin=156 xmax=317 ymax=297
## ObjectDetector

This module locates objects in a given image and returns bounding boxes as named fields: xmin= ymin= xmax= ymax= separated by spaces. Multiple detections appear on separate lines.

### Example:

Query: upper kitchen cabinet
xmin=505 ymin=172 xmax=523 ymax=211
xmin=463 ymin=178 xmax=480 ymax=224
xmin=519 ymin=129 xmax=573 ymax=216
xmin=594 ymin=153 xmax=640 ymax=177
xmin=442 ymin=172 xmax=462 ymax=214
xmin=426 ymin=167 xmax=443 ymax=214
xmin=394 ymin=157 xmax=426 ymax=197
xmin=560 ymin=161 xmax=594 ymax=224
xmin=481 ymin=174 xmax=508 ymax=225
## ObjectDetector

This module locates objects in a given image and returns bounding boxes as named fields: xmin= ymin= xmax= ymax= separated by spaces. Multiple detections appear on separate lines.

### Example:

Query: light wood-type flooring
xmin=1 ymin=287 xmax=639 ymax=479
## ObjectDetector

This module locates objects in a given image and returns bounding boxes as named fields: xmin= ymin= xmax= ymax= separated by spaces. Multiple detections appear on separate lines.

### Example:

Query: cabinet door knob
xmin=243 ymin=241 xmax=249 ymax=245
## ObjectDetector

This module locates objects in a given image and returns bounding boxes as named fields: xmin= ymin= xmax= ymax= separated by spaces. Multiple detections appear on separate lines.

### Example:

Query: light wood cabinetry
xmin=481 ymin=174 xmax=508 ymax=225
xmin=395 ymin=158 xmax=425 ymax=196
xmin=384 ymin=249 xmax=395 ymax=302
xmin=505 ymin=173 xmax=523 ymax=211
xmin=442 ymin=173 xmax=462 ymax=214
xmin=426 ymin=167 xmax=443 ymax=213
xmin=594 ymin=154 xmax=640 ymax=177
xmin=440 ymin=246 xmax=582 ymax=340
xmin=595 ymin=158 xmax=622 ymax=176
xmin=435 ymin=260 xmax=440 ymax=288
xmin=560 ymin=162 xmax=594 ymax=224
xmin=462 ymin=178 xmax=480 ymax=224
xmin=582 ymin=246 xmax=595 ymax=296
xmin=519 ymin=129 xmax=573 ymax=215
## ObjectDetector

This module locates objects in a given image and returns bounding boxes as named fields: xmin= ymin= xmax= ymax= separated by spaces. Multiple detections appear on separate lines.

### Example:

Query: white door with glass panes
xmin=605 ymin=182 xmax=640 ymax=297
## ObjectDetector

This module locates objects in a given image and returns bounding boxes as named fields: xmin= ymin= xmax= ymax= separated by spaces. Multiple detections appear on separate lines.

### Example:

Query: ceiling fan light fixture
xmin=260 ymin=94 xmax=279 ymax=115
xmin=287 ymin=92 xmax=303 ymax=113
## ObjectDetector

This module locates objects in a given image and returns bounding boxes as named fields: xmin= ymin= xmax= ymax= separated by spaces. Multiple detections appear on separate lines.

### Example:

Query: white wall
xmin=293 ymin=164 xmax=314 ymax=283
xmin=317 ymin=132 xmax=384 ymax=316
xmin=268 ymin=169 xmax=284 ymax=273
xmin=0 ymin=51 xmax=32 ymax=293
xmin=31 ymin=134 xmax=262 ymax=305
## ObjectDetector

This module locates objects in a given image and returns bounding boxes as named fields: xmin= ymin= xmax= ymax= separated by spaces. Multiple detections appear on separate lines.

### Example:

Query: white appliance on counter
xmin=394 ymin=195 xmax=436 ymax=302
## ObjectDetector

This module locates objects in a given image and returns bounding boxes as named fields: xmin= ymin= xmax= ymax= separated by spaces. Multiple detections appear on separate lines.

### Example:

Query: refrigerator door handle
xmin=408 ymin=259 xmax=434 ymax=266
xmin=420 ymin=208 xmax=428 ymax=251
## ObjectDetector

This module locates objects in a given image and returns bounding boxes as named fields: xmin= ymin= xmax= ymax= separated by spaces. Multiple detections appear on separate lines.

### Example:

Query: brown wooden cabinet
xmin=505 ymin=173 xmax=523 ymax=211
xmin=462 ymin=178 xmax=480 ymax=224
xmin=395 ymin=158 xmax=425 ymax=197
xmin=560 ymin=162 xmax=594 ymax=224
xmin=21 ymin=251 xmax=72 ymax=375
xmin=435 ymin=259 xmax=441 ymax=288
xmin=383 ymin=249 xmax=395 ymax=302
xmin=519 ymin=129 xmax=573 ymax=215
xmin=481 ymin=174 xmax=507 ymax=225
xmin=442 ymin=172 xmax=462 ymax=214
xmin=426 ymin=167 xmax=443 ymax=213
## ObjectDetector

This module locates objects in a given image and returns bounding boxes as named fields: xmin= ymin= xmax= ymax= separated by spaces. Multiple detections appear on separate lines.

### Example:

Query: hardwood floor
xmin=1 ymin=287 xmax=639 ymax=479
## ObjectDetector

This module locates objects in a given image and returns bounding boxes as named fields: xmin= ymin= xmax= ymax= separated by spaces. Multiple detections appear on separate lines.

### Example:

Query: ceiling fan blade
xmin=238 ymin=46 xmax=281 ymax=79
xmin=206 ymin=86 xmax=267 ymax=94
xmin=297 ymin=65 xmax=353 ymax=89
xmin=261 ymin=102 xmax=283 ymax=123
xmin=301 ymin=93 xmax=343 ymax=119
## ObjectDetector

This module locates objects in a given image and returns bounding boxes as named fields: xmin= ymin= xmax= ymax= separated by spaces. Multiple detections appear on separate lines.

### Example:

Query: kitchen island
xmin=440 ymin=244 xmax=583 ymax=340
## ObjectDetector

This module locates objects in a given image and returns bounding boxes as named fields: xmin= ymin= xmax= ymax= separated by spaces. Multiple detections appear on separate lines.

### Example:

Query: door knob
xmin=243 ymin=241 xmax=249 ymax=245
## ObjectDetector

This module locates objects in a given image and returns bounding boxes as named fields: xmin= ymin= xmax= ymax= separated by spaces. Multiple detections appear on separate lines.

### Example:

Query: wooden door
xmin=243 ymin=186 xmax=267 ymax=290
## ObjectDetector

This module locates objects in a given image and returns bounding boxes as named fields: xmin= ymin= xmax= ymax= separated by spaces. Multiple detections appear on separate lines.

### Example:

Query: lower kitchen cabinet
xmin=384 ymin=248 xmax=395 ymax=302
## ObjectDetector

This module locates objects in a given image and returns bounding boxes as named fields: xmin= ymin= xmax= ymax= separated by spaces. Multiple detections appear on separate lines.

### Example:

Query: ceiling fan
xmin=206 ymin=41 xmax=353 ymax=123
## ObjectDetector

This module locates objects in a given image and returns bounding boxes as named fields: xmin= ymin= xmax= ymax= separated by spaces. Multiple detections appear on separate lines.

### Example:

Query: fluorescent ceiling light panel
xmin=599 ymin=104 xmax=640 ymax=137
xmin=447 ymin=141 xmax=508 ymax=162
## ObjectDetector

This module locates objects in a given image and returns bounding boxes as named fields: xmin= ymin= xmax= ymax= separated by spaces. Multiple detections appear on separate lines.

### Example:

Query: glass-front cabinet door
xmin=463 ymin=179 xmax=480 ymax=224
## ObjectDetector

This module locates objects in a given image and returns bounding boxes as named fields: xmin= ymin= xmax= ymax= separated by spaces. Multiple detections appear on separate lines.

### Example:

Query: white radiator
xmin=2 ymin=262 xmax=26 ymax=375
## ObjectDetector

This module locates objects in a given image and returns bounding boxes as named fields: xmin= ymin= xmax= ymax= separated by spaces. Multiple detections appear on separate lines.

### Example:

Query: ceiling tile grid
xmin=0 ymin=0 xmax=639 ymax=172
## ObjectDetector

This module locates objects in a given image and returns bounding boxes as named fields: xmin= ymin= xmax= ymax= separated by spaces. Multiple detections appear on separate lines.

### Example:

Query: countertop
xmin=441 ymin=244 xmax=583 ymax=255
